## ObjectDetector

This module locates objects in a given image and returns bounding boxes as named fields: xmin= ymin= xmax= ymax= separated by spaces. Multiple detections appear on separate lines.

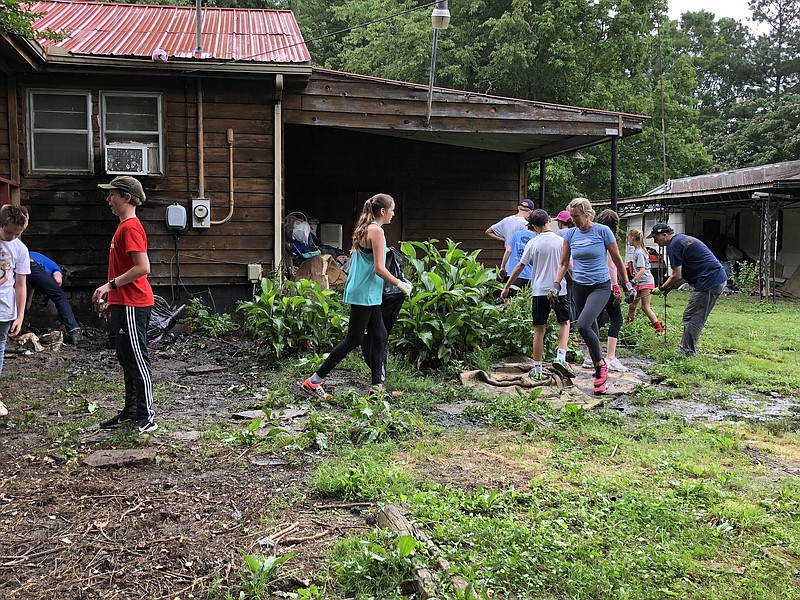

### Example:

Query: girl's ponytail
xmin=350 ymin=194 xmax=394 ymax=252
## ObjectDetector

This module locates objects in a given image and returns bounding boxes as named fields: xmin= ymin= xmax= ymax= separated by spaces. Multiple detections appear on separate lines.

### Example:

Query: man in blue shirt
xmin=648 ymin=223 xmax=727 ymax=356
xmin=27 ymin=251 xmax=81 ymax=345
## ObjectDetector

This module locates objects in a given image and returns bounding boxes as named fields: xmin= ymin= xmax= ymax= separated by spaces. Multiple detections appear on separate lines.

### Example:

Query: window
xmin=101 ymin=93 xmax=163 ymax=175
xmin=29 ymin=91 xmax=92 ymax=172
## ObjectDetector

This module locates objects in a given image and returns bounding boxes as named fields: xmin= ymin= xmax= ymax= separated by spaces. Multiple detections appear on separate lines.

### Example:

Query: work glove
xmin=624 ymin=281 xmax=636 ymax=304
xmin=657 ymin=285 xmax=671 ymax=297
xmin=397 ymin=281 xmax=413 ymax=296
xmin=546 ymin=283 xmax=561 ymax=308
xmin=612 ymin=285 xmax=622 ymax=307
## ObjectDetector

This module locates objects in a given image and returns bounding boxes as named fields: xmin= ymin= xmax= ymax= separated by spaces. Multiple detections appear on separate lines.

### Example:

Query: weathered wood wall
xmin=0 ymin=73 xmax=9 ymax=182
xmin=9 ymin=73 xmax=276 ymax=289
xmin=285 ymin=124 xmax=521 ymax=266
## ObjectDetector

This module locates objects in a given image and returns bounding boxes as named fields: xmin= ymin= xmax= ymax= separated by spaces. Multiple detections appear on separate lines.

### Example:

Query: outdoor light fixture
xmin=425 ymin=0 xmax=451 ymax=126
xmin=431 ymin=0 xmax=451 ymax=30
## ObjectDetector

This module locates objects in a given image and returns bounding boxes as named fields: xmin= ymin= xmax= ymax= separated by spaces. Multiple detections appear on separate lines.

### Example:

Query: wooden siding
xmin=0 ymin=73 xmax=9 ymax=180
xmin=12 ymin=74 xmax=276 ymax=288
xmin=285 ymin=125 xmax=520 ymax=266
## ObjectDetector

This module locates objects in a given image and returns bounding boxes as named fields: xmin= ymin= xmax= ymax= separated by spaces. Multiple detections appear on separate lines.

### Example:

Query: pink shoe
xmin=593 ymin=363 xmax=608 ymax=395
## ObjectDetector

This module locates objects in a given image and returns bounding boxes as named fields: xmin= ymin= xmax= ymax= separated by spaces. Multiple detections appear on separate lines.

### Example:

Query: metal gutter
xmin=41 ymin=54 xmax=312 ymax=76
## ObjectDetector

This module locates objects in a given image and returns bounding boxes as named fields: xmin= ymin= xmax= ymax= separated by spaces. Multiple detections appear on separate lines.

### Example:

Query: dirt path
xmin=0 ymin=332 xmax=366 ymax=599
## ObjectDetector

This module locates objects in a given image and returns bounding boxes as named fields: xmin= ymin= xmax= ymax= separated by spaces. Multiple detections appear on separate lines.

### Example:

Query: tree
xmin=0 ymin=0 xmax=65 ymax=41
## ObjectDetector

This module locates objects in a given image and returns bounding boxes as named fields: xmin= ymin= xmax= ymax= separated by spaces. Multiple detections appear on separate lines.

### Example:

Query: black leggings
xmin=572 ymin=280 xmax=611 ymax=364
xmin=361 ymin=294 xmax=404 ymax=384
xmin=601 ymin=291 xmax=623 ymax=339
xmin=317 ymin=304 xmax=387 ymax=385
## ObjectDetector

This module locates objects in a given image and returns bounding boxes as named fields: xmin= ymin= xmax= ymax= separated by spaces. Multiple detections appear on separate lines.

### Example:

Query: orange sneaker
xmin=299 ymin=378 xmax=332 ymax=400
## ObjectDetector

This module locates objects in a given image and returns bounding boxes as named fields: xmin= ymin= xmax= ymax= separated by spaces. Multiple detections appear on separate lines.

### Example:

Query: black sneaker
xmin=99 ymin=412 xmax=135 ymax=429
xmin=135 ymin=419 xmax=158 ymax=434
xmin=66 ymin=329 xmax=82 ymax=345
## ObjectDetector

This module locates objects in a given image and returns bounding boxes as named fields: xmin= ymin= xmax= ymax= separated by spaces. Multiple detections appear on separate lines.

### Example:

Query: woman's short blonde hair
xmin=568 ymin=197 xmax=595 ymax=222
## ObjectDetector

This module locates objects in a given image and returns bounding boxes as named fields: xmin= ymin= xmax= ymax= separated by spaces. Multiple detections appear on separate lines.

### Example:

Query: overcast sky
xmin=667 ymin=0 xmax=755 ymax=25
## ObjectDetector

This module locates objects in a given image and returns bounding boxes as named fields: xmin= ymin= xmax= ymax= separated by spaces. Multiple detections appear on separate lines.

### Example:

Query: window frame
xmin=100 ymin=91 xmax=164 ymax=176
xmin=27 ymin=89 xmax=93 ymax=174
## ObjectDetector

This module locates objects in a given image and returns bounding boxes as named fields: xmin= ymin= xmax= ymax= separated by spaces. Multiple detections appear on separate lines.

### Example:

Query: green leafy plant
xmin=344 ymin=394 xmax=419 ymax=445
xmin=330 ymin=533 xmax=420 ymax=599
xmin=729 ymin=261 xmax=759 ymax=294
xmin=238 ymin=277 xmax=346 ymax=359
xmin=235 ymin=549 xmax=295 ymax=599
xmin=312 ymin=447 xmax=412 ymax=502
xmin=185 ymin=298 xmax=239 ymax=338
xmin=392 ymin=240 xmax=532 ymax=369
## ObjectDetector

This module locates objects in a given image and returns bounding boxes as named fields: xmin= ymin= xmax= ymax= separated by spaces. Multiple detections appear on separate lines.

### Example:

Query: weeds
xmin=234 ymin=549 xmax=294 ymax=599
xmin=329 ymin=532 xmax=421 ymax=599
xmin=185 ymin=298 xmax=239 ymax=338
xmin=312 ymin=445 xmax=412 ymax=502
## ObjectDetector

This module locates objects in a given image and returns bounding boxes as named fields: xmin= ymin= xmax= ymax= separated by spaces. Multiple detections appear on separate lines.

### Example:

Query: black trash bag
xmin=383 ymin=246 xmax=409 ymax=296
xmin=147 ymin=295 xmax=185 ymax=345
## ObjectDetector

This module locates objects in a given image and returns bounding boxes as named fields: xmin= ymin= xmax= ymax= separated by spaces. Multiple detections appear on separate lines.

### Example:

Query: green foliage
xmin=185 ymin=298 xmax=239 ymax=338
xmin=235 ymin=549 xmax=295 ymax=599
xmin=312 ymin=445 xmax=411 ymax=501
xmin=344 ymin=394 xmax=419 ymax=445
xmin=730 ymin=261 xmax=759 ymax=294
xmin=465 ymin=388 xmax=549 ymax=434
xmin=391 ymin=240 xmax=532 ymax=369
xmin=238 ymin=277 xmax=346 ymax=359
xmin=1 ymin=0 xmax=67 ymax=41
xmin=329 ymin=532 xmax=421 ymax=599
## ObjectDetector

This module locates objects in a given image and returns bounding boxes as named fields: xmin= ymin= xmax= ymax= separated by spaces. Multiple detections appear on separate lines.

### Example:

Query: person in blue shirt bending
xmin=648 ymin=223 xmax=727 ymax=356
xmin=27 ymin=251 xmax=81 ymax=345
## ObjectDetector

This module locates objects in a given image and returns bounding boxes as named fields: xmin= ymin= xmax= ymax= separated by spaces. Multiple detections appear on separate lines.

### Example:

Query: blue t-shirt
xmin=29 ymin=251 xmax=62 ymax=277
xmin=563 ymin=224 xmax=616 ymax=285
xmin=667 ymin=234 xmax=727 ymax=291
xmin=506 ymin=229 xmax=536 ymax=280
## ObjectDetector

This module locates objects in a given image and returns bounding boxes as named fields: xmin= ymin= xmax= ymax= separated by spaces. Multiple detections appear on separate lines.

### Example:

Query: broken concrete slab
xmin=459 ymin=357 xmax=648 ymax=410
xmin=83 ymin=448 xmax=158 ymax=468
xmin=168 ymin=430 xmax=201 ymax=442
xmin=436 ymin=401 xmax=478 ymax=416
xmin=232 ymin=408 xmax=308 ymax=421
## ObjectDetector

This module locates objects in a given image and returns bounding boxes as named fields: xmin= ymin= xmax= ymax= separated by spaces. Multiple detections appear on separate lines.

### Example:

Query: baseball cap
xmin=646 ymin=223 xmax=674 ymax=238
xmin=98 ymin=176 xmax=145 ymax=201
xmin=518 ymin=199 xmax=535 ymax=211
xmin=556 ymin=210 xmax=571 ymax=224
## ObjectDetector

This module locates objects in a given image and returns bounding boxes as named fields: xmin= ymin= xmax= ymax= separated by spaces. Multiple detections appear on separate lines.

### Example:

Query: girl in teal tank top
xmin=299 ymin=194 xmax=412 ymax=400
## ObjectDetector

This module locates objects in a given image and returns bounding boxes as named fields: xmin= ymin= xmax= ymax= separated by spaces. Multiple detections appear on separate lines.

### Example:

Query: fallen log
xmin=377 ymin=503 xmax=469 ymax=598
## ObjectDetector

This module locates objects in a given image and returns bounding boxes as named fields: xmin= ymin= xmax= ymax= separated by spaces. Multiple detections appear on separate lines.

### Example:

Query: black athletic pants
xmin=110 ymin=305 xmax=154 ymax=422
xmin=317 ymin=304 xmax=386 ymax=385
xmin=361 ymin=293 xmax=404 ymax=383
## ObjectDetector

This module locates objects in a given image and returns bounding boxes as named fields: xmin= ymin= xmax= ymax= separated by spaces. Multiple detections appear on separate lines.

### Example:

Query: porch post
xmin=539 ymin=159 xmax=545 ymax=208
xmin=610 ymin=136 xmax=618 ymax=212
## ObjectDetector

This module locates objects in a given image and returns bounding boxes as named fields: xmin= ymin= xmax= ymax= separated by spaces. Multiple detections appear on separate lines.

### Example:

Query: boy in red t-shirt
xmin=93 ymin=177 xmax=157 ymax=434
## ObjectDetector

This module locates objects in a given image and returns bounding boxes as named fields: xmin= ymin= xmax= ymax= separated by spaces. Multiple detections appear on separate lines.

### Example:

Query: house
xmin=605 ymin=161 xmax=800 ymax=299
xmin=1 ymin=1 xmax=647 ymax=315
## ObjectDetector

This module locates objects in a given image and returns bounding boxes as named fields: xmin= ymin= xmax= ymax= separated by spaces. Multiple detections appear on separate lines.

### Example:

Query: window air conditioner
xmin=106 ymin=144 xmax=149 ymax=175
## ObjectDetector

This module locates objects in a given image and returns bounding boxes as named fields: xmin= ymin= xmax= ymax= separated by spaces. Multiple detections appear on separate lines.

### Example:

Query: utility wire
xmin=182 ymin=1 xmax=438 ymax=71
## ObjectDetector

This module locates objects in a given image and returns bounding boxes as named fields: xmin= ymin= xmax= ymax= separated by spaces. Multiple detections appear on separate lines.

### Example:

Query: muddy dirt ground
xmin=0 ymin=329 xmax=376 ymax=600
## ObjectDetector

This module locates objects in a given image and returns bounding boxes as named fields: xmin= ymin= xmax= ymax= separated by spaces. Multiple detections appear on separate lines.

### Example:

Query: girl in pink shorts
xmin=626 ymin=229 xmax=664 ymax=333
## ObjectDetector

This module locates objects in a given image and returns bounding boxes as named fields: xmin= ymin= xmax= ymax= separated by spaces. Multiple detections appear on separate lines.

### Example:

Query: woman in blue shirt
xmin=300 ymin=194 xmax=412 ymax=399
xmin=552 ymin=198 xmax=633 ymax=394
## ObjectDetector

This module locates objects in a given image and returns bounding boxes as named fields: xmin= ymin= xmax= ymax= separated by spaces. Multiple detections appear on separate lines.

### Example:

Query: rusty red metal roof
xmin=29 ymin=0 xmax=310 ymax=63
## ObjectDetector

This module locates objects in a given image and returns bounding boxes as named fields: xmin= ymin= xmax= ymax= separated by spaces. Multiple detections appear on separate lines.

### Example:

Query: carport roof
xmin=597 ymin=160 xmax=800 ymax=214
xmin=284 ymin=68 xmax=648 ymax=159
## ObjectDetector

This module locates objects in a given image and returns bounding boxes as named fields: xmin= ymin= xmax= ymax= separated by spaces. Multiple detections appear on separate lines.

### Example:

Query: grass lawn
xmin=310 ymin=294 xmax=800 ymax=599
